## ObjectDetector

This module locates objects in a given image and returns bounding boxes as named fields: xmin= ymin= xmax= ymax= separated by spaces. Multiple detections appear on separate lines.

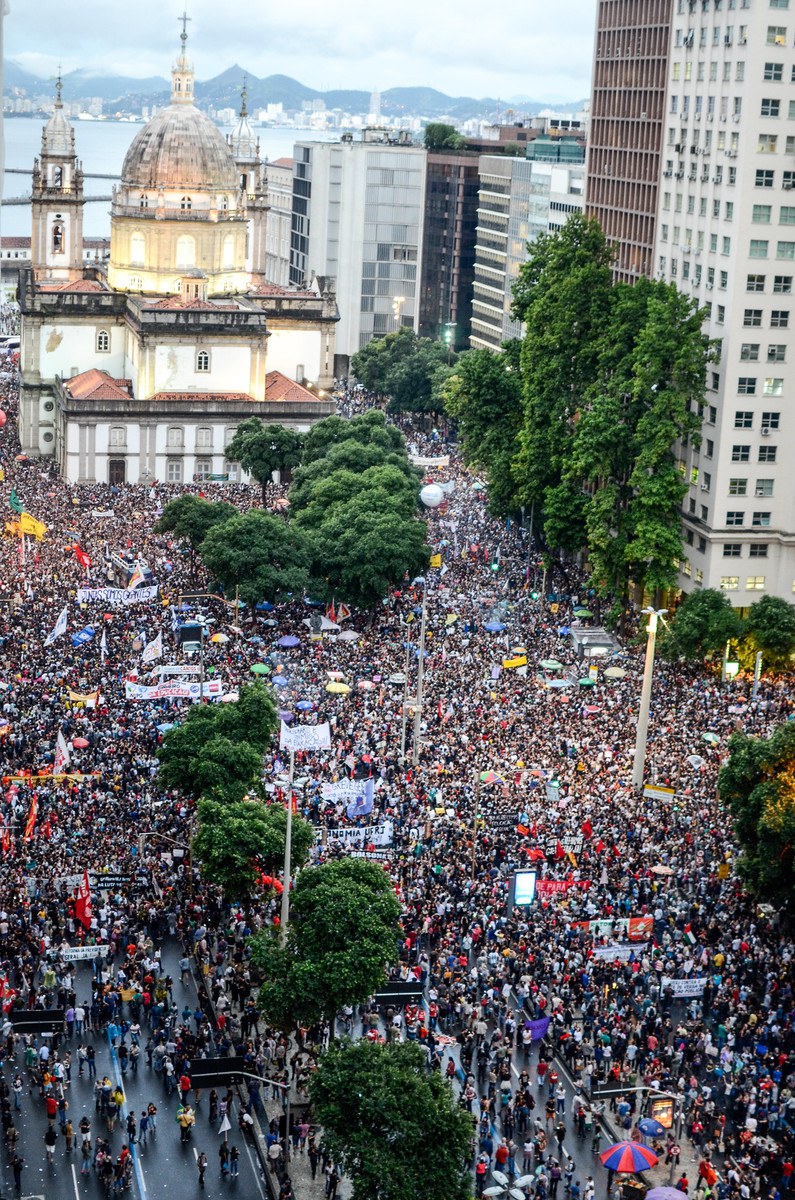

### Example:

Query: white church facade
xmin=19 ymin=23 xmax=337 ymax=484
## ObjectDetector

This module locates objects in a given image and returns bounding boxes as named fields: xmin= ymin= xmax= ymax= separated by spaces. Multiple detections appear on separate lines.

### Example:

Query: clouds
xmin=5 ymin=0 xmax=596 ymax=101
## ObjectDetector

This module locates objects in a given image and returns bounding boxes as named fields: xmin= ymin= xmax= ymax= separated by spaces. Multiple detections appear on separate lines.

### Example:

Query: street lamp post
xmin=631 ymin=607 xmax=667 ymax=789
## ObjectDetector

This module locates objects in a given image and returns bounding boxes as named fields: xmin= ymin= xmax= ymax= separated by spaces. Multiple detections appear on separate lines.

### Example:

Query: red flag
xmin=23 ymin=795 xmax=38 ymax=841
xmin=75 ymin=869 xmax=92 ymax=930
xmin=326 ymin=601 xmax=336 ymax=624
xmin=595 ymin=839 xmax=605 ymax=854
xmin=555 ymin=840 xmax=565 ymax=860
xmin=581 ymin=819 xmax=593 ymax=839
xmin=74 ymin=545 xmax=92 ymax=570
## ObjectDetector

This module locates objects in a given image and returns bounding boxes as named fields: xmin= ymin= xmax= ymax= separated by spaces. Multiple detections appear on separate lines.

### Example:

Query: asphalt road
xmin=0 ymin=942 xmax=267 ymax=1200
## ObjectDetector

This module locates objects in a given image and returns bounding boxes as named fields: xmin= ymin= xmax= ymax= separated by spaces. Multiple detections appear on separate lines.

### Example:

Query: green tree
xmin=351 ymin=327 xmax=419 ymax=395
xmin=743 ymin=595 xmax=795 ymax=672
xmin=423 ymin=122 xmax=466 ymax=152
xmin=199 ymin=509 xmax=310 ymax=607
xmin=153 ymin=495 xmax=238 ymax=579
xmin=442 ymin=340 xmax=523 ymax=516
xmin=225 ymin=418 xmax=304 ymax=503
xmin=659 ymin=588 xmax=744 ymax=661
xmin=253 ymin=858 xmax=401 ymax=1029
xmin=192 ymin=797 xmax=314 ymax=899
xmin=384 ymin=337 xmax=452 ymax=413
xmin=301 ymin=409 xmax=406 ymax=466
xmin=719 ymin=722 xmax=795 ymax=905
xmin=309 ymin=1041 xmax=472 ymax=1200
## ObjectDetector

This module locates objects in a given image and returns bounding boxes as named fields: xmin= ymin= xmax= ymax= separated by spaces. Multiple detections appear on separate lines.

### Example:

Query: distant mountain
xmin=3 ymin=58 xmax=555 ymax=121
xmin=507 ymin=94 xmax=587 ymax=112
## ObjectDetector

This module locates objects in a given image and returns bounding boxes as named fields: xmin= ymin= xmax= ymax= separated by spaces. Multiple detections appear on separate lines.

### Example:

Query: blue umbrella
xmin=638 ymin=1118 xmax=666 ymax=1138
xmin=263 ymin=619 xmax=278 ymax=627
xmin=156 ymin=723 xmax=174 ymax=733
xmin=278 ymin=710 xmax=294 ymax=722
xmin=256 ymin=601 xmax=275 ymax=612
xmin=272 ymin=676 xmax=290 ymax=688
xmin=278 ymin=635 xmax=300 ymax=648
xmin=248 ymin=636 xmax=264 ymax=645
xmin=484 ymin=621 xmax=506 ymax=633
xmin=296 ymin=700 xmax=315 ymax=711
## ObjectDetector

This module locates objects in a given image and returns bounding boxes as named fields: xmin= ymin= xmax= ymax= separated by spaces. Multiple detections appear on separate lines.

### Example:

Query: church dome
xmin=42 ymin=79 xmax=74 ymax=157
xmin=121 ymin=104 xmax=239 ymax=192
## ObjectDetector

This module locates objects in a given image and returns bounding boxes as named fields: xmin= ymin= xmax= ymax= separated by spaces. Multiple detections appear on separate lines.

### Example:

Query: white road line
xmin=71 ymin=1161 xmax=81 ymax=1200
xmin=241 ymin=1133 xmax=267 ymax=1200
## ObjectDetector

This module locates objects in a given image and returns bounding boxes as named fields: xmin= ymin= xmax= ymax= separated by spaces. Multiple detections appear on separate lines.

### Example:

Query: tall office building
xmin=418 ymin=151 xmax=479 ymax=349
xmin=586 ymin=0 xmax=672 ymax=281
xmin=290 ymin=131 xmax=426 ymax=375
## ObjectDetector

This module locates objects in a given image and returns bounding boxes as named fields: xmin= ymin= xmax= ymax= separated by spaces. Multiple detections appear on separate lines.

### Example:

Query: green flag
xmin=9 ymin=489 xmax=22 ymax=515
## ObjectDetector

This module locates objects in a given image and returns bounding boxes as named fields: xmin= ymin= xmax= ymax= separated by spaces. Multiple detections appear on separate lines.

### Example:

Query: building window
xmin=755 ymin=170 xmax=775 ymax=189
xmin=130 ymin=232 xmax=145 ymax=266
xmin=756 ymin=478 xmax=775 ymax=496
xmin=180 ymin=196 xmax=192 ymax=210
xmin=166 ymin=459 xmax=182 ymax=484
xmin=758 ymin=133 xmax=779 ymax=152
xmin=52 ymin=222 xmax=64 ymax=253
xmin=764 ymin=62 xmax=784 ymax=80
xmin=752 ymin=206 xmax=772 ymax=224
xmin=743 ymin=309 xmax=763 ymax=326
xmin=737 ymin=376 xmax=757 ymax=393
xmin=720 ymin=576 xmax=740 ymax=590
xmin=222 ymin=234 xmax=235 ymax=270
xmin=729 ymin=478 xmax=748 ymax=495
xmin=768 ymin=343 xmax=786 ymax=360
xmin=746 ymin=575 xmax=766 ymax=590
xmin=139 ymin=194 xmax=149 ymax=209
xmin=761 ymin=98 xmax=781 ymax=116
xmin=740 ymin=343 xmax=760 ymax=361
xmin=196 ymin=349 xmax=210 ymax=373
xmin=753 ymin=511 xmax=772 ymax=525
xmin=166 ymin=426 xmax=184 ymax=449
xmin=781 ymin=206 xmax=795 ymax=224
xmin=109 ymin=426 xmax=125 ymax=448
xmin=774 ymin=274 xmax=793 ymax=291
xmin=726 ymin=511 xmax=746 ymax=525
xmin=766 ymin=26 xmax=787 ymax=44
xmin=749 ymin=545 xmax=769 ymax=560
xmin=731 ymin=445 xmax=751 ymax=461
xmin=196 ymin=426 xmax=213 ymax=448
xmin=770 ymin=309 xmax=790 ymax=326
xmin=747 ymin=273 xmax=766 ymax=291
xmin=764 ymin=376 xmax=784 ymax=394
xmin=96 ymin=329 xmax=110 ymax=353
xmin=176 ymin=235 xmax=196 ymax=269
xmin=723 ymin=543 xmax=742 ymax=556
xmin=194 ymin=458 xmax=212 ymax=480
xmin=761 ymin=410 xmax=781 ymax=428
xmin=735 ymin=411 xmax=754 ymax=427
xmin=758 ymin=445 xmax=778 ymax=461
xmin=777 ymin=241 xmax=795 ymax=258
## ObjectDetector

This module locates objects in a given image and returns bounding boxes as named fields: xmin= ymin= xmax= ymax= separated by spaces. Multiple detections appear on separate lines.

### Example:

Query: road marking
xmin=105 ymin=1029 xmax=147 ymax=1200
xmin=71 ymin=1162 xmax=80 ymax=1200
xmin=240 ymin=1130 xmax=267 ymax=1199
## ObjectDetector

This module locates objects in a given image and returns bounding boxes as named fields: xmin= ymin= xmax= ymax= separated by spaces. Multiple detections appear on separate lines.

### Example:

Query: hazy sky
xmin=5 ymin=0 xmax=595 ymax=103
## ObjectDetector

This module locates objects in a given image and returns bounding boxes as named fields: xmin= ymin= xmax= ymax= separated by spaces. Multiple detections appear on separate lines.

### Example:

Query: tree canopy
xmin=199 ymin=509 xmax=310 ymax=607
xmin=423 ymin=122 xmax=466 ymax=152
xmin=743 ymin=595 xmax=795 ymax=672
xmin=351 ymin=327 xmax=453 ymax=412
xmin=252 ymin=857 xmax=401 ymax=1029
xmin=659 ymin=589 xmax=744 ymax=661
xmin=153 ymin=495 xmax=238 ymax=578
xmin=719 ymin=722 xmax=795 ymax=906
xmin=224 ymin=418 xmax=304 ymax=502
xmin=309 ymin=1040 xmax=472 ymax=1200
xmin=192 ymin=797 xmax=314 ymax=899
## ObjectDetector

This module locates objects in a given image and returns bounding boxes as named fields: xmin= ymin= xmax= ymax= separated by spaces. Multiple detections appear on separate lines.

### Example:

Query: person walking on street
xmin=44 ymin=1125 xmax=57 ymax=1164
xmin=229 ymin=1145 xmax=239 ymax=1178
xmin=197 ymin=1151 xmax=207 ymax=1189
xmin=11 ymin=1152 xmax=25 ymax=1191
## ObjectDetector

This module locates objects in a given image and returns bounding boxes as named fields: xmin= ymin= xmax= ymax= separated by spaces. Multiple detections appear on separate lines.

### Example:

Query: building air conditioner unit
xmin=761 ymin=426 xmax=771 ymax=435
xmin=713 ymin=176 xmax=722 ymax=183
xmin=707 ymin=114 xmax=714 ymax=121
xmin=720 ymin=115 xmax=727 ymax=122
xmin=675 ymin=144 xmax=682 ymax=152
xmin=733 ymin=115 xmax=741 ymax=122
xmin=700 ymin=483 xmax=710 ymax=491
xmin=701 ymin=173 xmax=710 ymax=181
xmin=727 ymin=151 xmax=737 ymax=158
xmin=706 ymin=282 xmax=713 ymax=289
xmin=676 ymin=170 xmax=685 ymax=178
xmin=784 ymin=183 xmax=793 ymax=190
xmin=663 ymin=169 xmax=673 ymax=177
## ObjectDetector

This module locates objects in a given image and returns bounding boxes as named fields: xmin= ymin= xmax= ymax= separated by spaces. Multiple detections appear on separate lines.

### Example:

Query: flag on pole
xmin=75 ymin=870 xmax=93 ymax=930
xmin=54 ymin=729 xmax=71 ymax=774
xmin=23 ymin=795 xmax=38 ymax=841
xmin=127 ymin=564 xmax=146 ymax=590
xmin=19 ymin=512 xmax=46 ymax=540
xmin=74 ymin=545 xmax=92 ymax=571
xmin=336 ymin=603 xmax=351 ymax=622
xmin=141 ymin=631 xmax=163 ymax=663
xmin=326 ymin=601 xmax=336 ymax=624
xmin=100 ymin=628 xmax=107 ymax=660
xmin=8 ymin=489 xmax=22 ymax=515
xmin=44 ymin=605 xmax=68 ymax=646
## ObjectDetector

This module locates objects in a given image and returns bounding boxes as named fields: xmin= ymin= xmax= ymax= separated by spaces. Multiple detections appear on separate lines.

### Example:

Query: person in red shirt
xmin=179 ymin=1074 xmax=191 ymax=1105
xmin=45 ymin=1094 xmax=58 ymax=1123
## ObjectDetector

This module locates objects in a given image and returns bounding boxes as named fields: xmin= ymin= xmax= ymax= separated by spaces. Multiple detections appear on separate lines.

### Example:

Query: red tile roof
xmin=39 ymin=278 xmax=107 ymax=293
xmin=145 ymin=296 xmax=237 ymax=311
xmin=1 ymin=237 xmax=31 ymax=249
xmin=265 ymin=370 xmax=325 ymax=404
xmin=151 ymin=391 xmax=255 ymax=403
xmin=254 ymin=283 xmax=315 ymax=298
xmin=65 ymin=369 xmax=133 ymax=401
xmin=270 ymin=157 xmax=294 ymax=168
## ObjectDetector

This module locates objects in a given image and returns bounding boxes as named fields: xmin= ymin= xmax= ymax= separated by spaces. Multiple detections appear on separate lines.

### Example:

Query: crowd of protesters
xmin=0 ymin=343 xmax=788 ymax=1200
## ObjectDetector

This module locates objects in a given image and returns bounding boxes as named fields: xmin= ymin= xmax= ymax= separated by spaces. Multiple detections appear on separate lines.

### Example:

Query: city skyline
xmin=5 ymin=0 xmax=595 ymax=104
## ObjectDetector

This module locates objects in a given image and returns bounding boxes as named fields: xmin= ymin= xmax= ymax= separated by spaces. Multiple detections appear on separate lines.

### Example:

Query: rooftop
xmin=265 ymin=370 xmax=323 ymax=404
xmin=65 ymin=369 xmax=133 ymax=401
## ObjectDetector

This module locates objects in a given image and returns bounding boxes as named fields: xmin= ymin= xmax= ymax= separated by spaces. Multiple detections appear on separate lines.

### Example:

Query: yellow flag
xmin=429 ymin=553 xmax=442 ymax=569
xmin=19 ymin=512 xmax=47 ymax=540
xmin=4 ymin=521 xmax=19 ymax=537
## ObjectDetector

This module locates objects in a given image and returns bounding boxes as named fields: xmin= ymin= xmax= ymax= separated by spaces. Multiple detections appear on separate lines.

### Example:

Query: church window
xmin=53 ymin=166 xmax=62 ymax=189
xmin=195 ymin=350 xmax=210 ymax=373
xmin=129 ymin=276 xmax=143 ymax=291
xmin=109 ymin=426 xmax=126 ymax=447
xmin=176 ymin=235 xmax=196 ymax=269
xmin=166 ymin=459 xmax=183 ymax=483
xmin=130 ymin=233 xmax=145 ymax=266
xmin=139 ymin=194 xmax=149 ymax=209
xmin=166 ymin=426 xmax=184 ymax=449
xmin=180 ymin=196 xmax=192 ymax=211
xmin=222 ymin=235 xmax=235 ymax=270
xmin=196 ymin=426 xmax=213 ymax=448
xmin=194 ymin=458 xmax=212 ymax=480
xmin=52 ymin=222 xmax=64 ymax=253
xmin=220 ymin=195 xmax=229 ymax=211
xmin=96 ymin=329 xmax=110 ymax=353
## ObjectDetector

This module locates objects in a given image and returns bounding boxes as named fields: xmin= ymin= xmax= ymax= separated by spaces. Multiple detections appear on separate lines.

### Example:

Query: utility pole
xmin=631 ymin=608 xmax=665 ymax=789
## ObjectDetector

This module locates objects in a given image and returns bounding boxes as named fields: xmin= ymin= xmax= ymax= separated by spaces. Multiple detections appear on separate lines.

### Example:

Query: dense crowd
xmin=0 ymin=348 xmax=790 ymax=1200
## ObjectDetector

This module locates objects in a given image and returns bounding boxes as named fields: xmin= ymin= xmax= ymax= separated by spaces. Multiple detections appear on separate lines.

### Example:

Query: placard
xmin=77 ymin=586 xmax=158 ymax=606
xmin=279 ymin=721 xmax=332 ymax=751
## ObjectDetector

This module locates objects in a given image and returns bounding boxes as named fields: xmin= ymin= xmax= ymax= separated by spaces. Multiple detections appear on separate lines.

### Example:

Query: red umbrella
xmin=600 ymin=1141 xmax=658 ymax=1173
xmin=72 ymin=737 xmax=89 ymax=749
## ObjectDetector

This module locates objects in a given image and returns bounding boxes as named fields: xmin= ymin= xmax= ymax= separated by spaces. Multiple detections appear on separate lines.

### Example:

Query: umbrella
xmin=210 ymin=633 xmax=229 ymax=644
xmin=647 ymin=1189 xmax=689 ymax=1200
xmin=702 ymin=732 xmax=720 ymax=744
xmin=278 ymin=635 xmax=300 ymax=648
xmin=548 ymin=679 xmax=573 ymax=689
xmin=484 ymin=621 xmax=506 ymax=633
xmin=272 ymin=676 xmax=290 ymax=688
xmin=600 ymin=1141 xmax=658 ymax=1173
xmin=327 ymin=671 xmax=346 ymax=681
xmin=248 ymin=636 xmax=264 ymax=645
xmin=483 ymin=1171 xmax=535 ymax=1200
xmin=650 ymin=863 xmax=675 ymax=876
xmin=638 ymin=1117 xmax=666 ymax=1138
xmin=278 ymin=709 xmax=293 ymax=722
xmin=574 ymin=608 xmax=594 ymax=618
xmin=326 ymin=682 xmax=350 ymax=695
xmin=578 ymin=678 xmax=596 ymax=687
xmin=687 ymin=754 xmax=706 ymax=768
xmin=540 ymin=659 xmax=563 ymax=670
xmin=221 ymin=693 xmax=239 ymax=703
xmin=272 ymin=497 xmax=290 ymax=510
xmin=250 ymin=664 xmax=269 ymax=675
xmin=256 ymin=601 xmax=275 ymax=612
xmin=337 ymin=630 xmax=360 ymax=642
xmin=480 ymin=770 xmax=505 ymax=785
xmin=604 ymin=666 xmax=626 ymax=679
xmin=445 ymin=614 xmax=459 ymax=626
xmin=263 ymin=619 xmax=278 ymax=627
xmin=358 ymin=680 xmax=376 ymax=691
xmin=156 ymin=722 xmax=174 ymax=732
xmin=296 ymin=700 xmax=315 ymax=711
xmin=72 ymin=737 xmax=89 ymax=749
xmin=388 ymin=672 xmax=406 ymax=684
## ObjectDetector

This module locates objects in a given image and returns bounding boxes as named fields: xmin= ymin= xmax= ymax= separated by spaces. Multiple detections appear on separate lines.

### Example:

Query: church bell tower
xmin=31 ymin=75 xmax=85 ymax=282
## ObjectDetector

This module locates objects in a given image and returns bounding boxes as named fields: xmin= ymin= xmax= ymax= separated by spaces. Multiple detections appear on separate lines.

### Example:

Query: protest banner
xmin=60 ymin=945 xmax=109 ymax=962
xmin=279 ymin=721 xmax=332 ymax=751
xmin=77 ymin=586 xmax=158 ymax=606
xmin=325 ymin=820 xmax=394 ymax=849
xmin=666 ymin=977 xmax=708 ymax=997
xmin=125 ymin=679 xmax=224 ymax=701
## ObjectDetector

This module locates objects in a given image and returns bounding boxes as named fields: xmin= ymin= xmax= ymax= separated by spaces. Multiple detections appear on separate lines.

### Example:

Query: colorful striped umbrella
xmin=600 ymin=1141 xmax=658 ymax=1173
